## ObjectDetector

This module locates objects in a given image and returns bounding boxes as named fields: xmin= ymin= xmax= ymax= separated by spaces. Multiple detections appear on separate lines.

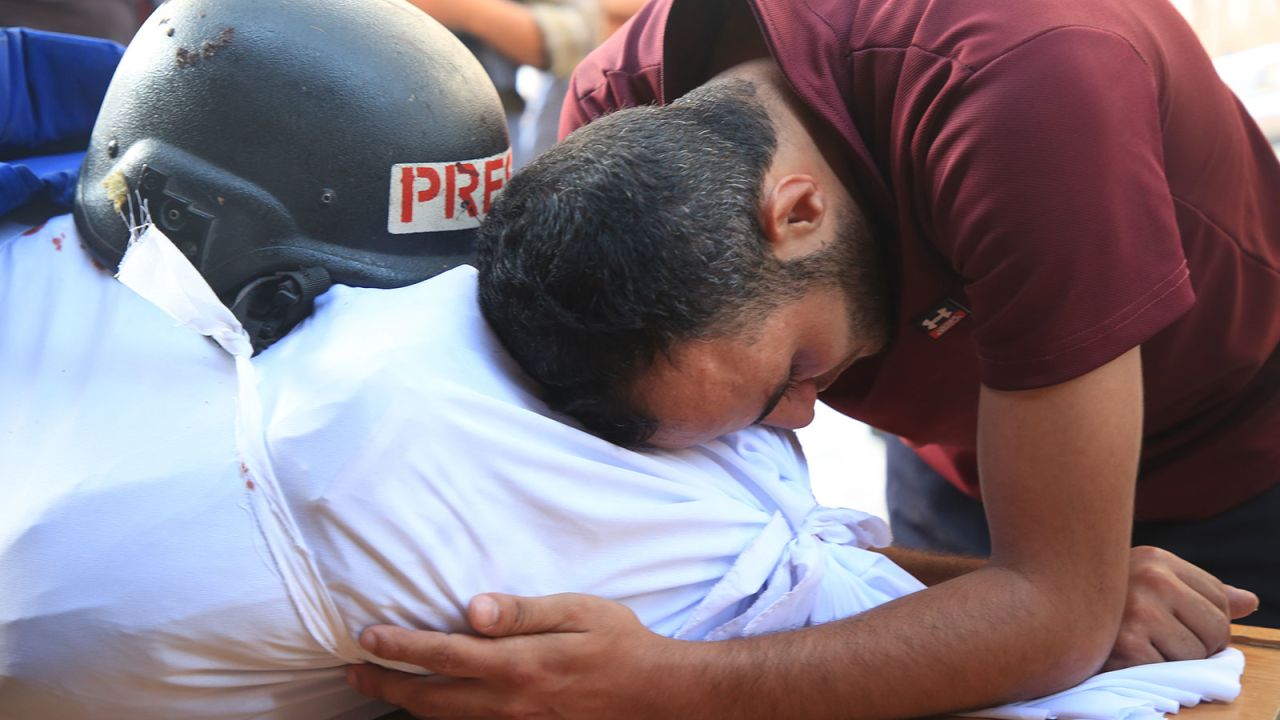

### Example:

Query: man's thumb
xmin=467 ymin=592 xmax=600 ymax=637
xmin=1226 ymin=585 xmax=1260 ymax=619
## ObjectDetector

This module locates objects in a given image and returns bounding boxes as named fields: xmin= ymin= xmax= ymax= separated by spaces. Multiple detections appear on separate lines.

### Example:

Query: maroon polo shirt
xmin=561 ymin=0 xmax=1280 ymax=521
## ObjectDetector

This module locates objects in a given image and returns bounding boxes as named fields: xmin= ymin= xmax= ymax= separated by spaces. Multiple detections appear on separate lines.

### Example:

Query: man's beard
xmin=779 ymin=203 xmax=891 ymax=353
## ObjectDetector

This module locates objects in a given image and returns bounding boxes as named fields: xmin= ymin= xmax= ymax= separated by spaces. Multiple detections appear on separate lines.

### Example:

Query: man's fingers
xmin=346 ymin=664 xmax=434 ymax=709
xmin=1150 ymin=616 xmax=1209 ymax=662
xmin=468 ymin=592 xmax=606 ymax=637
xmin=1141 ymin=550 xmax=1232 ymax=654
xmin=1104 ymin=638 xmax=1164 ymax=671
xmin=359 ymin=625 xmax=508 ymax=678
xmin=352 ymin=595 xmax=661 ymax=718
xmin=347 ymin=664 xmax=504 ymax=718
xmin=1160 ymin=551 xmax=1256 ymax=621
xmin=1161 ymin=553 xmax=1256 ymax=645
xmin=1167 ymin=560 xmax=1231 ymax=619
xmin=1225 ymin=585 xmax=1259 ymax=619
xmin=1174 ymin=597 xmax=1235 ymax=656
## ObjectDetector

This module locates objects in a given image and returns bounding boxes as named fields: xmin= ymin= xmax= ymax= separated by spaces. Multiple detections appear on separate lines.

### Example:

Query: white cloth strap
xmin=117 ymin=223 xmax=363 ymax=663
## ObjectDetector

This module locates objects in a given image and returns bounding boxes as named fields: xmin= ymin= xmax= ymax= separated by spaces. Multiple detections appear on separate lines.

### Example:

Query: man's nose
xmin=760 ymin=381 xmax=819 ymax=430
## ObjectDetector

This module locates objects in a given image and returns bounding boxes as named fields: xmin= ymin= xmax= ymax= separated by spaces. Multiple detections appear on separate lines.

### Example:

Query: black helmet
xmin=75 ymin=0 xmax=510 ymax=349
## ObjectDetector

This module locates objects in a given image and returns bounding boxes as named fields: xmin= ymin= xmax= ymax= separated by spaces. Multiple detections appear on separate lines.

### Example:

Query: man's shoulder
xmin=560 ymin=0 xmax=668 ymax=137
xmin=835 ymin=0 xmax=1178 ymax=75
xmin=756 ymin=0 xmax=1180 ymax=82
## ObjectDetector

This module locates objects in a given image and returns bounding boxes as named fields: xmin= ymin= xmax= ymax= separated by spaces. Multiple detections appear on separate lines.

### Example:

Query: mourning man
xmin=349 ymin=0 xmax=1278 ymax=717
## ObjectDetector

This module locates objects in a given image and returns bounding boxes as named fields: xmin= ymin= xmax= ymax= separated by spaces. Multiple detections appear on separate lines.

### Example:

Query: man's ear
xmin=759 ymin=174 xmax=828 ymax=260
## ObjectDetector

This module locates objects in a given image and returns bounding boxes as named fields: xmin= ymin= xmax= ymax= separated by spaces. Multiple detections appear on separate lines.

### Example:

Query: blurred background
xmin=390 ymin=0 xmax=645 ymax=169
xmin=2 ymin=0 xmax=1277 ymax=515
xmin=1171 ymin=0 xmax=1280 ymax=154
xmin=0 ymin=0 xmax=153 ymax=45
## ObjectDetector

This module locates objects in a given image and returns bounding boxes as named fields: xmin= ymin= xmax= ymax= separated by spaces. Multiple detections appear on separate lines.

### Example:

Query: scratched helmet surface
xmin=75 ymin=0 xmax=510 ymax=348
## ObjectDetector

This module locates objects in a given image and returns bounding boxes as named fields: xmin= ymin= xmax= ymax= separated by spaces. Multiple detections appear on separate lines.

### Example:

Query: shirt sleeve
xmin=556 ymin=0 xmax=666 ymax=140
xmin=922 ymin=27 xmax=1194 ymax=389
xmin=558 ymin=68 xmax=602 ymax=139
xmin=558 ymin=64 xmax=632 ymax=139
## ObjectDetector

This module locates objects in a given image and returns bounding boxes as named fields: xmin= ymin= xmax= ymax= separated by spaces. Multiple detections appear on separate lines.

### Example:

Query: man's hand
xmin=347 ymin=592 xmax=681 ymax=719
xmin=1105 ymin=545 xmax=1258 ymax=670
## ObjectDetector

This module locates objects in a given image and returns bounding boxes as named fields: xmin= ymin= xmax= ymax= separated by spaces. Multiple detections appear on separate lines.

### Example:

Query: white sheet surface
xmin=961 ymin=648 xmax=1244 ymax=719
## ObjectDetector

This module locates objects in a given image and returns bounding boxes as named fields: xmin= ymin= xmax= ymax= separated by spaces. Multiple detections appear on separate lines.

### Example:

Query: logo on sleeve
xmin=388 ymin=149 xmax=513 ymax=234
xmin=915 ymin=298 xmax=969 ymax=340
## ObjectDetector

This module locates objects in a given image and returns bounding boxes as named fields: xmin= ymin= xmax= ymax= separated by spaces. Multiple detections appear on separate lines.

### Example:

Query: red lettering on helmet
xmin=400 ymin=166 xmax=441 ymax=224
xmin=388 ymin=150 xmax=511 ymax=234
xmin=444 ymin=164 xmax=455 ymax=219
xmin=456 ymin=162 xmax=480 ymax=218
xmin=484 ymin=157 xmax=507 ymax=214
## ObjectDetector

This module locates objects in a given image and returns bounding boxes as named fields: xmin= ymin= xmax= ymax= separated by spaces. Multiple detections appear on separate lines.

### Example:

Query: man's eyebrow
xmin=754 ymin=373 xmax=792 ymax=425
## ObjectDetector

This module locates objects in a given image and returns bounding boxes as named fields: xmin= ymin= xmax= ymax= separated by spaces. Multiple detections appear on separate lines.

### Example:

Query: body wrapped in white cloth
xmin=0 ymin=216 xmax=1243 ymax=719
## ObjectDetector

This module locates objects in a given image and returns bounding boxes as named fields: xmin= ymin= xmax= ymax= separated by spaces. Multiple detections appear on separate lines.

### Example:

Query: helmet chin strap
xmin=230 ymin=267 xmax=332 ymax=353
xmin=113 ymin=182 xmax=333 ymax=354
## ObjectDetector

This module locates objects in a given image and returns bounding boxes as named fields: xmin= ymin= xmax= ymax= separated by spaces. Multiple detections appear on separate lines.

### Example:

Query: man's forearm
xmin=668 ymin=563 xmax=1112 ymax=720
xmin=877 ymin=545 xmax=985 ymax=586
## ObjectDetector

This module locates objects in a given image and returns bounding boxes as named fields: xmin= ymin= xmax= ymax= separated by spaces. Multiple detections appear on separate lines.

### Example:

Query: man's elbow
xmin=1059 ymin=595 xmax=1124 ymax=681
xmin=998 ymin=565 xmax=1126 ymax=692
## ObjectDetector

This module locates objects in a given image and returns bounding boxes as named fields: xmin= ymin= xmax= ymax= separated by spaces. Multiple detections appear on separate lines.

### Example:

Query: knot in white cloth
xmin=676 ymin=504 xmax=925 ymax=641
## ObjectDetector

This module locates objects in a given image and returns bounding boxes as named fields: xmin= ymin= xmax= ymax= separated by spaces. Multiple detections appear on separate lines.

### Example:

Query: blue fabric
xmin=0 ymin=150 xmax=83 ymax=216
xmin=0 ymin=28 xmax=123 ymax=215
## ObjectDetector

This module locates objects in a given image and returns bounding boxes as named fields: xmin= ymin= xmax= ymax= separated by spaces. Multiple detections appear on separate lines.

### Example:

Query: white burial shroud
xmin=0 ymin=216 xmax=1243 ymax=720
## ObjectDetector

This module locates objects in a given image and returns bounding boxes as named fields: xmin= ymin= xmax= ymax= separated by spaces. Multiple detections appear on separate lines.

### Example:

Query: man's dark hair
xmin=477 ymin=79 xmax=880 ymax=446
